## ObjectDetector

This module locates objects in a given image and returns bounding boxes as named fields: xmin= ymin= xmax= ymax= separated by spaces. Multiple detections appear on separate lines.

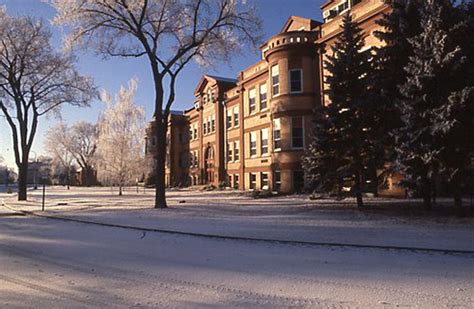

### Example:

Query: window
xmin=234 ymin=141 xmax=239 ymax=161
xmin=273 ymin=118 xmax=281 ymax=151
xmin=211 ymin=114 xmax=215 ymax=132
xmin=271 ymin=65 xmax=279 ymax=96
xmin=249 ymin=173 xmax=257 ymax=190
xmin=233 ymin=174 xmax=239 ymax=189
xmin=261 ymin=172 xmax=269 ymax=190
xmin=227 ymin=109 xmax=232 ymax=128
xmin=260 ymin=83 xmax=267 ymax=110
xmin=233 ymin=107 xmax=239 ymax=127
xmin=289 ymin=69 xmax=303 ymax=93
xmin=273 ymin=170 xmax=281 ymax=192
xmin=193 ymin=124 xmax=198 ymax=140
xmin=261 ymin=129 xmax=268 ymax=155
xmin=228 ymin=175 xmax=232 ymax=187
xmin=292 ymin=116 xmax=304 ymax=148
xmin=203 ymin=122 xmax=207 ymax=135
xmin=293 ymin=170 xmax=305 ymax=193
xmin=250 ymin=132 xmax=257 ymax=156
xmin=189 ymin=127 xmax=193 ymax=140
xmin=207 ymin=116 xmax=211 ymax=134
xmin=227 ymin=142 xmax=233 ymax=162
xmin=249 ymin=88 xmax=256 ymax=114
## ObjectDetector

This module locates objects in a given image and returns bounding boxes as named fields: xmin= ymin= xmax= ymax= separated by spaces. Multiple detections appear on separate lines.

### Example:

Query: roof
xmin=194 ymin=74 xmax=237 ymax=95
xmin=280 ymin=16 xmax=321 ymax=33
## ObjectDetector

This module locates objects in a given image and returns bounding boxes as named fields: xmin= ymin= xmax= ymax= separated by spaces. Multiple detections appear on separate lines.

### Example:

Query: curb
xmin=3 ymin=200 xmax=474 ymax=256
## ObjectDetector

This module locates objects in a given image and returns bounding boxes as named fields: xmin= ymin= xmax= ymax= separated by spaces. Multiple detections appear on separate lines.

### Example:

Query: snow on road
xmin=1 ymin=187 xmax=473 ymax=308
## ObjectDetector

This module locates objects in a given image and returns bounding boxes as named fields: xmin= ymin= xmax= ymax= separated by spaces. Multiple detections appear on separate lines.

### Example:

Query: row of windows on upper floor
xmin=157 ymin=116 xmax=305 ymax=168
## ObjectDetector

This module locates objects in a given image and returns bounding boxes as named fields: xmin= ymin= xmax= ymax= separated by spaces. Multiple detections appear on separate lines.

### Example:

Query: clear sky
xmin=0 ymin=0 xmax=325 ymax=169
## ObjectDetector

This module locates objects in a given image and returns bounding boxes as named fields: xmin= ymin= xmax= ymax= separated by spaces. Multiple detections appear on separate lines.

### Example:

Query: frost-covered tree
xmin=0 ymin=9 xmax=95 ymax=200
xmin=96 ymin=78 xmax=146 ymax=196
xmin=44 ymin=123 xmax=77 ymax=188
xmin=371 ymin=0 xmax=423 ymax=167
xmin=395 ymin=0 xmax=473 ymax=211
xmin=50 ymin=0 xmax=262 ymax=208
xmin=304 ymin=14 xmax=377 ymax=208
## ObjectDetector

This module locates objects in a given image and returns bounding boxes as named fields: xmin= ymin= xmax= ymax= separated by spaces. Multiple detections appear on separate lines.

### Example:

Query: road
xmin=0 ymin=208 xmax=473 ymax=308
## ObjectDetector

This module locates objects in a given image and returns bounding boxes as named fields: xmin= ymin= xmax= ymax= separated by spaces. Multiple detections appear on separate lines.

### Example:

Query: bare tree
xmin=0 ymin=8 xmax=96 ymax=200
xmin=97 ymin=78 xmax=146 ymax=195
xmin=44 ymin=123 xmax=77 ymax=188
xmin=68 ymin=122 xmax=99 ymax=186
xmin=51 ymin=0 xmax=262 ymax=208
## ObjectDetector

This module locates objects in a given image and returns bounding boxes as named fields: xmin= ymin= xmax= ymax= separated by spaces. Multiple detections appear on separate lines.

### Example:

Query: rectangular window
xmin=234 ymin=141 xmax=239 ymax=161
xmin=227 ymin=142 xmax=233 ymax=162
xmin=273 ymin=170 xmax=281 ymax=192
xmin=273 ymin=118 xmax=281 ymax=151
xmin=289 ymin=69 xmax=303 ymax=93
xmin=249 ymin=173 xmax=257 ymax=190
xmin=249 ymin=88 xmax=256 ymax=114
xmin=261 ymin=128 xmax=268 ymax=155
xmin=207 ymin=116 xmax=211 ymax=134
xmin=271 ymin=65 xmax=279 ymax=96
xmin=211 ymin=114 xmax=215 ymax=132
xmin=233 ymin=107 xmax=239 ymax=127
xmin=189 ymin=127 xmax=193 ymax=140
xmin=228 ymin=175 xmax=232 ymax=187
xmin=193 ymin=124 xmax=198 ymax=140
xmin=227 ymin=109 xmax=232 ymax=129
xmin=261 ymin=172 xmax=269 ymax=191
xmin=250 ymin=132 xmax=257 ymax=156
xmin=293 ymin=170 xmax=305 ymax=193
xmin=260 ymin=83 xmax=267 ymax=110
xmin=233 ymin=174 xmax=239 ymax=189
xmin=292 ymin=116 xmax=304 ymax=148
xmin=203 ymin=122 xmax=207 ymax=135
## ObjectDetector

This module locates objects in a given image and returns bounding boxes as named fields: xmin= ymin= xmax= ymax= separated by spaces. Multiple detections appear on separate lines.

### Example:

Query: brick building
xmin=146 ymin=0 xmax=404 ymax=195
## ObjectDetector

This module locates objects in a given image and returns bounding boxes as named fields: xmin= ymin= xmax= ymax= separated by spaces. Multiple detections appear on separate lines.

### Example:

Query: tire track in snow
xmin=0 ymin=243 xmax=352 ymax=308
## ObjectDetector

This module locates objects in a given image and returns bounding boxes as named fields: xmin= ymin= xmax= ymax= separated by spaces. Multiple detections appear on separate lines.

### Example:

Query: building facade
xmin=146 ymin=0 xmax=403 ymax=195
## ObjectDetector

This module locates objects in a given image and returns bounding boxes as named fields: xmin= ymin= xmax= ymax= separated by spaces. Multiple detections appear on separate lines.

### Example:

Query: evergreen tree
xmin=304 ymin=14 xmax=376 ymax=208
xmin=371 ymin=0 xmax=423 ymax=182
xmin=395 ymin=0 xmax=472 ymax=211
xmin=431 ymin=0 xmax=474 ymax=214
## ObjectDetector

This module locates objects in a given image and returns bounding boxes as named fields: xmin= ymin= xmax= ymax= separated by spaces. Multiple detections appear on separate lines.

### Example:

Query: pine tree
xmin=395 ymin=0 xmax=471 ymax=211
xmin=371 ymin=0 xmax=423 ymax=181
xmin=304 ymin=14 xmax=375 ymax=208
xmin=431 ymin=0 xmax=474 ymax=214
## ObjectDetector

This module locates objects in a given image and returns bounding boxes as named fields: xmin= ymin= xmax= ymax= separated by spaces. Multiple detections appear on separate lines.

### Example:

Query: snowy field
xmin=1 ymin=187 xmax=473 ymax=308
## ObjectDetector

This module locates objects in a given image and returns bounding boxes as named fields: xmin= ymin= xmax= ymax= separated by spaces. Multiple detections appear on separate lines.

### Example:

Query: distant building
xmin=146 ymin=0 xmax=404 ymax=196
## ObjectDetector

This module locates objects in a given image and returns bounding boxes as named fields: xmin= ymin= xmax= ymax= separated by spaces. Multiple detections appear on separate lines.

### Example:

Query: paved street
xmin=1 ymin=201 xmax=473 ymax=308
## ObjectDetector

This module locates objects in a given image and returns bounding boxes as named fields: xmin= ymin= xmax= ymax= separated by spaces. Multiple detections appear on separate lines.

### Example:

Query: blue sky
xmin=0 ymin=0 xmax=324 ymax=169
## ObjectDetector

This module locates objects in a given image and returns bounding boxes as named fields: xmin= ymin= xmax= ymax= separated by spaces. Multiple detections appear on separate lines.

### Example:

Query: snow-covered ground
xmin=3 ymin=186 xmax=474 ymax=251
xmin=1 ymin=187 xmax=473 ymax=308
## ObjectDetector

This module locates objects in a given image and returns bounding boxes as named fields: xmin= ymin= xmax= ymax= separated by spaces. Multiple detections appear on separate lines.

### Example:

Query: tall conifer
xmin=304 ymin=14 xmax=375 ymax=208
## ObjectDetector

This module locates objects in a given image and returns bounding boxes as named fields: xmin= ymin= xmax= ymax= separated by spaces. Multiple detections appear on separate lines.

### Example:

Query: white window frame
xmin=261 ymin=172 xmax=269 ymax=191
xmin=261 ymin=128 xmax=269 ymax=156
xmin=273 ymin=118 xmax=281 ymax=152
xmin=226 ymin=109 xmax=232 ymax=129
xmin=259 ymin=83 xmax=268 ymax=111
xmin=234 ymin=141 xmax=240 ymax=162
xmin=249 ymin=173 xmax=257 ymax=190
xmin=249 ymin=88 xmax=256 ymax=115
xmin=227 ymin=142 xmax=233 ymax=162
xmin=250 ymin=131 xmax=257 ymax=157
xmin=271 ymin=64 xmax=280 ymax=97
xmin=289 ymin=69 xmax=303 ymax=94
xmin=233 ymin=106 xmax=239 ymax=127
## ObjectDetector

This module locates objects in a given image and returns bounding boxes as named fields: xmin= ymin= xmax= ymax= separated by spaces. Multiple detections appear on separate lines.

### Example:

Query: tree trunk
xmin=119 ymin=185 xmax=122 ymax=196
xmin=354 ymin=170 xmax=364 ymax=208
xmin=17 ymin=163 xmax=28 ymax=201
xmin=154 ymin=118 xmax=168 ymax=208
